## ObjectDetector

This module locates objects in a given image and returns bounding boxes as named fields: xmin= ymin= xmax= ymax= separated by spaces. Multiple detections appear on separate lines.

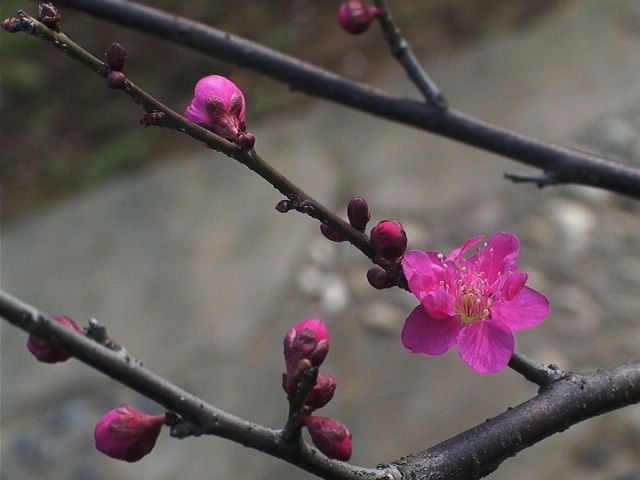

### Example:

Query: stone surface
xmin=2 ymin=1 xmax=640 ymax=479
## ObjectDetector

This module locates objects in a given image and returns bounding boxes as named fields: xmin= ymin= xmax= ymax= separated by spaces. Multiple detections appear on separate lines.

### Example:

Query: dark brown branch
xmin=0 ymin=289 xmax=399 ymax=480
xmin=394 ymin=361 xmax=640 ymax=480
xmin=2 ymin=289 xmax=638 ymax=480
xmin=47 ymin=0 xmax=640 ymax=199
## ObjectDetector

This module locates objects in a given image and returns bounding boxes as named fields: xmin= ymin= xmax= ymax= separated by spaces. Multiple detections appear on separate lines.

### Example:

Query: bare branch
xmin=46 ymin=0 xmax=640 ymax=199
xmin=394 ymin=361 xmax=640 ymax=480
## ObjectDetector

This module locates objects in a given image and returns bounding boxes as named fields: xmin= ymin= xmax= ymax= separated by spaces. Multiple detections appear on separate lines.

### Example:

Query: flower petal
xmin=457 ymin=321 xmax=514 ymax=373
xmin=423 ymin=289 xmax=456 ymax=319
xmin=477 ymin=232 xmax=520 ymax=283
xmin=446 ymin=236 xmax=483 ymax=262
xmin=490 ymin=286 xmax=550 ymax=330
xmin=401 ymin=306 xmax=462 ymax=355
xmin=403 ymin=250 xmax=442 ymax=281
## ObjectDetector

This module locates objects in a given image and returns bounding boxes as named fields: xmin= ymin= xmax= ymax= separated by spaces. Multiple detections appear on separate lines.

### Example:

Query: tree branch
xmin=2 ymin=289 xmax=638 ymax=480
xmin=394 ymin=361 xmax=640 ymax=480
xmin=0 ymin=289 xmax=400 ymax=480
xmin=47 ymin=0 xmax=640 ymax=199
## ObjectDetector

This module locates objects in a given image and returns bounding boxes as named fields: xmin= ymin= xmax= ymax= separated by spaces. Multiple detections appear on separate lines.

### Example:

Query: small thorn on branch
xmin=504 ymin=171 xmax=560 ymax=188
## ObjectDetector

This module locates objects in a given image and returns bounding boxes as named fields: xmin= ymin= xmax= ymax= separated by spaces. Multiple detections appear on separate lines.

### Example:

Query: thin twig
xmin=44 ymin=0 xmax=640 ymax=200
xmin=3 ymin=10 xmax=374 ymax=260
xmin=508 ymin=352 xmax=566 ymax=388
xmin=373 ymin=0 xmax=447 ymax=108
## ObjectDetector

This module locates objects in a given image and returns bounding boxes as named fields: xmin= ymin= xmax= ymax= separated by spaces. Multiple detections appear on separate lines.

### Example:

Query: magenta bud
xmin=105 ymin=42 xmax=128 ymax=71
xmin=38 ymin=3 xmax=62 ymax=31
xmin=237 ymin=132 xmax=256 ymax=150
xmin=347 ymin=196 xmax=370 ymax=232
xmin=106 ymin=70 xmax=126 ymax=89
xmin=366 ymin=266 xmax=395 ymax=289
xmin=370 ymin=220 xmax=407 ymax=261
xmin=320 ymin=224 xmax=345 ymax=243
xmin=283 ymin=319 xmax=331 ymax=391
xmin=184 ymin=75 xmax=249 ymax=143
xmin=302 ymin=416 xmax=352 ymax=461
xmin=276 ymin=199 xmax=294 ymax=213
xmin=26 ymin=315 xmax=81 ymax=363
xmin=94 ymin=405 xmax=166 ymax=462
xmin=337 ymin=1 xmax=382 ymax=34
xmin=304 ymin=373 xmax=337 ymax=411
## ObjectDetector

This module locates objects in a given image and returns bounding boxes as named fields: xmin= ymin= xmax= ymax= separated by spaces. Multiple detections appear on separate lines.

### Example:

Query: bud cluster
xmin=316 ymin=195 xmax=409 ymax=289
xmin=282 ymin=319 xmax=352 ymax=461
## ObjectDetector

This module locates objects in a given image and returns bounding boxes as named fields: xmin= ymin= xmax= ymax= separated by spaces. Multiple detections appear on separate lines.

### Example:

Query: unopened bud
xmin=106 ymin=70 xmax=126 ymax=89
xmin=94 ymin=405 xmax=167 ymax=462
xmin=105 ymin=42 xmax=128 ymax=71
xmin=237 ymin=132 xmax=256 ymax=150
xmin=347 ymin=196 xmax=370 ymax=231
xmin=370 ymin=220 xmax=407 ymax=261
xmin=184 ymin=75 xmax=250 ymax=143
xmin=283 ymin=319 xmax=330 ymax=391
xmin=276 ymin=199 xmax=294 ymax=213
xmin=320 ymin=224 xmax=345 ymax=243
xmin=337 ymin=1 xmax=382 ymax=34
xmin=38 ymin=3 xmax=61 ymax=32
xmin=304 ymin=373 xmax=337 ymax=411
xmin=366 ymin=266 xmax=395 ymax=289
xmin=302 ymin=416 xmax=352 ymax=461
xmin=1 ymin=17 xmax=23 ymax=33
xmin=26 ymin=315 xmax=81 ymax=363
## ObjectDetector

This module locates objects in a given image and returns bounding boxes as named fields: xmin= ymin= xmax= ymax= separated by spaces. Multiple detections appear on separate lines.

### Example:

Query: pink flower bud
xmin=38 ymin=3 xmax=62 ymax=32
xmin=26 ymin=315 xmax=81 ymax=363
xmin=106 ymin=70 xmax=126 ymax=90
xmin=94 ymin=405 xmax=166 ymax=462
xmin=366 ymin=265 xmax=395 ymax=289
xmin=283 ymin=319 xmax=330 ymax=391
xmin=184 ymin=75 xmax=247 ymax=142
xmin=302 ymin=416 xmax=352 ymax=461
xmin=304 ymin=373 xmax=337 ymax=411
xmin=347 ymin=196 xmax=371 ymax=231
xmin=337 ymin=1 xmax=382 ymax=34
xmin=370 ymin=220 xmax=407 ymax=261
xmin=320 ymin=223 xmax=345 ymax=243
xmin=105 ymin=42 xmax=128 ymax=71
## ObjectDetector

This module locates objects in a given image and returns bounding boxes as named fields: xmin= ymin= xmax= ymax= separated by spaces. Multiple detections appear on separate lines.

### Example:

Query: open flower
xmin=401 ymin=232 xmax=550 ymax=373
xmin=94 ymin=405 xmax=166 ymax=462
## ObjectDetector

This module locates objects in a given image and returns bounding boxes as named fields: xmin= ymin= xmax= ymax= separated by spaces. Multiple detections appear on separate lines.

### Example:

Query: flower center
xmin=439 ymin=253 xmax=494 ymax=324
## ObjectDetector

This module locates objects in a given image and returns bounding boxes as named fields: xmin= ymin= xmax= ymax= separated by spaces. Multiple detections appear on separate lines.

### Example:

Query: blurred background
xmin=2 ymin=1 xmax=640 ymax=479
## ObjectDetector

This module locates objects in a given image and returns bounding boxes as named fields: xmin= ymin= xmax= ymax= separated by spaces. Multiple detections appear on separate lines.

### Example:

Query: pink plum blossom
xmin=184 ymin=75 xmax=248 ymax=142
xmin=302 ymin=416 xmax=352 ymax=461
xmin=94 ymin=405 xmax=166 ymax=462
xmin=401 ymin=232 xmax=550 ymax=373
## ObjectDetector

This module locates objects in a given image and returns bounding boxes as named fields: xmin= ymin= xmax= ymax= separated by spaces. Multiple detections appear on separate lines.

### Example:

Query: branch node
xmin=504 ymin=170 xmax=560 ymax=188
